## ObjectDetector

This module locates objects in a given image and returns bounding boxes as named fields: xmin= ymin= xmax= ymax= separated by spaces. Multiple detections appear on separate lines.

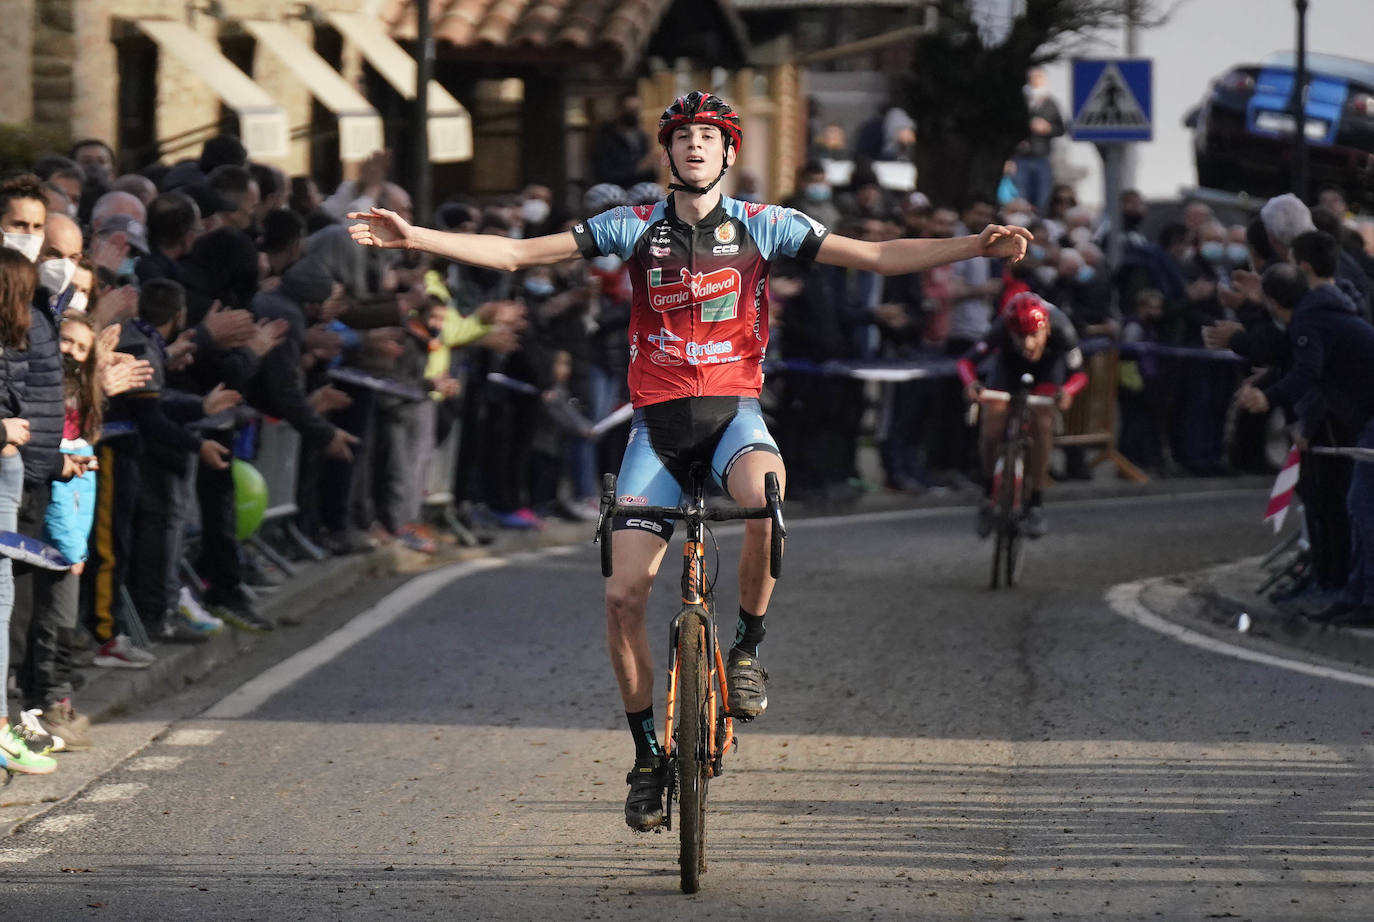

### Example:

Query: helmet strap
xmin=666 ymin=148 xmax=730 ymax=196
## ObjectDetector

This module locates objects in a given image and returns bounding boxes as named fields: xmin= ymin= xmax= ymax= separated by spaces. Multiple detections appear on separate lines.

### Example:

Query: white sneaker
xmin=19 ymin=708 xmax=63 ymax=753
xmin=92 ymin=634 xmax=155 ymax=669
xmin=178 ymin=586 xmax=225 ymax=633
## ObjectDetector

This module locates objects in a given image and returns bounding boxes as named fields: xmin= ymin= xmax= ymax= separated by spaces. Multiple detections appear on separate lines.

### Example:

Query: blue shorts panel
xmin=612 ymin=397 xmax=779 ymax=540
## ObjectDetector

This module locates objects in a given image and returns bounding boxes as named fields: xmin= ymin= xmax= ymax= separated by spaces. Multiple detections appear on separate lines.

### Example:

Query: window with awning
xmin=133 ymin=19 xmax=289 ymax=159
xmin=240 ymin=21 xmax=385 ymax=164
xmin=324 ymin=11 xmax=473 ymax=163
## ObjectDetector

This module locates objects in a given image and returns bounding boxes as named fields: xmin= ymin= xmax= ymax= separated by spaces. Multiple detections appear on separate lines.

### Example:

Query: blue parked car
xmin=1187 ymin=51 xmax=1374 ymax=206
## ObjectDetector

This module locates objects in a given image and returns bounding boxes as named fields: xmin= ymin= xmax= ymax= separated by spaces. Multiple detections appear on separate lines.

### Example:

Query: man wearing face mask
xmin=1013 ymin=68 xmax=1065 ymax=215
xmin=35 ymin=213 xmax=85 ymax=314
xmin=517 ymin=184 xmax=554 ymax=237
xmin=69 ymin=140 xmax=115 ymax=225
xmin=782 ymin=162 xmax=841 ymax=230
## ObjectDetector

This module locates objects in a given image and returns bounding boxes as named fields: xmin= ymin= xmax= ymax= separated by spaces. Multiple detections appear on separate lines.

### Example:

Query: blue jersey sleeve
xmin=730 ymin=201 xmax=830 ymax=262
xmin=570 ymin=205 xmax=657 ymax=260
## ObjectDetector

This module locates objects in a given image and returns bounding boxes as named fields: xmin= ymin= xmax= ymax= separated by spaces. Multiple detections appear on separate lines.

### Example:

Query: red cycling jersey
xmin=572 ymin=194 xmax=827 ymax=408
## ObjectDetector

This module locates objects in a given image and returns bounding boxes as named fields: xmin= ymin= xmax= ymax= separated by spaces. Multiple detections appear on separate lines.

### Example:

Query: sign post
xmin=1071 ymin=58 xmax=1153 ymax=270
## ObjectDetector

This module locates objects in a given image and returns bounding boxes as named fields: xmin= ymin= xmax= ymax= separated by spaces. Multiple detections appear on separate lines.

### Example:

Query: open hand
xmin=248 ymin=317 xmax=289 ymax=357
xmin=202 ymin=301 xmax=256 ymax=348
xmin=347 ymin=207 xmax=413 ymax=250
xmin=309 ymin=385 xmax=353 ymax=414
xmin=325 ymin=427 xmax=361 ymax=461
xmin=100 ymin=356 xmax=154 ymax=396
xmin=202 ymin=382 xmax=242 ymax=416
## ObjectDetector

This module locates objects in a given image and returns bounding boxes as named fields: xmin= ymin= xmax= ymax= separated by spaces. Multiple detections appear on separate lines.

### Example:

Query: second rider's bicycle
xmin=978 ymin=374 xmax=1054 ymax=590
xmin=596 ymin=465 xmax=785 ymax=894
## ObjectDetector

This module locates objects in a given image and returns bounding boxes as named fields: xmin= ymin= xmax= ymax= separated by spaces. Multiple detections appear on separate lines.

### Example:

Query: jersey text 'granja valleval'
xmin=573 ymin=195 xmax=827 ymax=408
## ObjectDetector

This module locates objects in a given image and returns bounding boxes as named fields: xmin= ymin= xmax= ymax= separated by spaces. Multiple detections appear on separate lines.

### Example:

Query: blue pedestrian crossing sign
xmin=1071 ymin=58 xmax=1152 ymax=142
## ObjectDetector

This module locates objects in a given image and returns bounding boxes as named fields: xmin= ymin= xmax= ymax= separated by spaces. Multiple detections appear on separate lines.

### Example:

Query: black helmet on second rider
xmin=657 ymin=91 xmax=742 ymax=196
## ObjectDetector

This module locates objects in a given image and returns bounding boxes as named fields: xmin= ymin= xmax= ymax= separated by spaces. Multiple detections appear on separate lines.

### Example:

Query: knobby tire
xmin=676 ymin=616 xmax=709 ymax=893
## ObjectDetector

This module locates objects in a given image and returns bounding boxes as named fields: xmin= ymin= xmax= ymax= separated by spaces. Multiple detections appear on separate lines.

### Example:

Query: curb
xmin=1125 ymin=557 xmax=1374 ymax=678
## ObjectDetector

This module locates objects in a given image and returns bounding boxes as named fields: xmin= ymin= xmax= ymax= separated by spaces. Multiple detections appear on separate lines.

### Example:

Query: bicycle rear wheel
xmin=675 ymin=614 xmax=709 ymax=893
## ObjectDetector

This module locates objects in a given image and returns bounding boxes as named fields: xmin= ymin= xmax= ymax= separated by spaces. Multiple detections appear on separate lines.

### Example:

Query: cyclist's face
xmin=1018 ymin=328 xmax=1048 ymax=361
xmin=667 ymin=124 xmax=733 ymax=180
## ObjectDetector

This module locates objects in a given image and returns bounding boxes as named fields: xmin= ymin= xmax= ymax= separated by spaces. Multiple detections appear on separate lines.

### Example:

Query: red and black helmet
xmin=657 ymin=91 xmax=743 ymax=152
xmin=1002 ymin=292 xmax=1050 ymax=337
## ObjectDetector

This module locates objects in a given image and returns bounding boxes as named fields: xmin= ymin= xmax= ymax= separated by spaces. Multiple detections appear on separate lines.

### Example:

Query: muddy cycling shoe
xmin=975 ymin=501 xmax=996 ymax=539
xmin=624 ymin=756 xmax=669 ymax=831
xmin=726 ymin=647 xmax=769 ymax=720
xmin=1022 ymin=506 xmax=1048 ymax=539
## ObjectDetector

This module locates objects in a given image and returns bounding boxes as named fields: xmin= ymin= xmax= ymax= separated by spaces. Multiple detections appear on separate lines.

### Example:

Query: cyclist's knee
xmin=605 ymin=575 xmax=652 ymax=624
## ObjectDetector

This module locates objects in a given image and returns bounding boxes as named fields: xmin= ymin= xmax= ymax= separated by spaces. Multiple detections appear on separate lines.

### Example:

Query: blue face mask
xmin=1199 ymin=241 xmax=1225 ymax=264
xmin=1076 ymin=265 xmax=1096 ymax=284
xmin=804 ymin=183 xmax=831 ymax=203
xmin=1226 ymin=243 xmax=1250 ymax=266
xmin=1029 ymin=244 xmax=1046 ymax=262
xmin=117 ymin=256 xmax=139 ymax=279
xmin=524 ymin=277 xmax=555 ymax=298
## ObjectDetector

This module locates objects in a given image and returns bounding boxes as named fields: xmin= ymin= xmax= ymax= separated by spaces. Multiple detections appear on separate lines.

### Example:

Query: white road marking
xmin=205 ymin=558 xmax=509 ymax=719
xmin=82 ymin=783 xmax=147 ymax=803
xmin=1106 ymin=580 xmax=1374 ymax=690
xmin=164 ymin=728 xmax=222 ymax=746
xmin=31 ymin=814 xmax=95 ymax=834
xmin=127 ymin=756 xmax=185 ymax=771
xmin=0 ymin=847 xmax=49 ymax=863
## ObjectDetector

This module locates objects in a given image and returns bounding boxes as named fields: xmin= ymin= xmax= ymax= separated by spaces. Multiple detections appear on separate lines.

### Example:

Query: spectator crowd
xmin=2 ymin=76 xmax=1373 ymax=781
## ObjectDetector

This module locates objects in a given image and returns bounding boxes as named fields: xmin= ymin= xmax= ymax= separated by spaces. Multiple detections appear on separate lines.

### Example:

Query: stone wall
xmin=0 ymin=0 xmax=35 ymax=125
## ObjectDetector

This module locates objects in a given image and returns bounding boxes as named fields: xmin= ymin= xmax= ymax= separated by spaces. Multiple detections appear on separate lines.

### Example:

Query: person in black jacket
xmin=1239 ymin=258 xmax=1374 ymax=626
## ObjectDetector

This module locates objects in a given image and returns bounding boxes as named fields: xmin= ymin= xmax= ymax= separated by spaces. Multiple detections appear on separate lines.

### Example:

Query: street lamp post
xmin=1292 ymin=0 xmax=1309 ymax=200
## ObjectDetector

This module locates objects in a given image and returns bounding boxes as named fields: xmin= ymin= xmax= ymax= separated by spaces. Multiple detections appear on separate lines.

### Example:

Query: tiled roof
xmin=379 ymin=0 xmax=678 ymax=69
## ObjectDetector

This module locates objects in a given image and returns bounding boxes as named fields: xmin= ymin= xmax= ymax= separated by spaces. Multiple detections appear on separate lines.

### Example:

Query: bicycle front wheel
xmin=675 ymin=614 xmax=709 ymax=893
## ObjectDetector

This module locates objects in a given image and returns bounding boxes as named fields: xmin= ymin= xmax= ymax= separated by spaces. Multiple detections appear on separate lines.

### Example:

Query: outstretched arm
xmin=815 ymin=223 xmax=1031 ymax=276
xmin=347 ymin=207 xmax=580 ymax=271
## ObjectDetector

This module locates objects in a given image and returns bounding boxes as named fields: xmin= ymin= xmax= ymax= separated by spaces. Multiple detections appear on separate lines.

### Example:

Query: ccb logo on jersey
xmin=713 ymin=223 xmax=737 ymax=245
xmin=647 ymin=267 xmax=741 ymax=322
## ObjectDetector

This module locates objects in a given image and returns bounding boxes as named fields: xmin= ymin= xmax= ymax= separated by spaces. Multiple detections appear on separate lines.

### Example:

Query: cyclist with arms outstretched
xmin=349 ymin=91 xmax=1031 ymax=831
xmin=959 ymin=292 xmax=1087 ymax=540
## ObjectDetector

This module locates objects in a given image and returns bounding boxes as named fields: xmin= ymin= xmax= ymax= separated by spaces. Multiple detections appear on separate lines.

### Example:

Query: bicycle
xmin=595 ymin=464 xmax=785 ymax=894
xmin=977 ymin=374 xmax=1055 ymax=590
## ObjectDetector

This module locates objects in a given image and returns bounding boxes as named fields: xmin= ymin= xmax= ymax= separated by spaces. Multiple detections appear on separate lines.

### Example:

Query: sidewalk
xmin=1 ymin=464 xmax=1277 ymax=831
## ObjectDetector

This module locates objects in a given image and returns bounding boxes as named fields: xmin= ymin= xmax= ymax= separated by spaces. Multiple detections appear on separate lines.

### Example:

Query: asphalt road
xmin=6 ymin=489 xmax=1374 ymax=921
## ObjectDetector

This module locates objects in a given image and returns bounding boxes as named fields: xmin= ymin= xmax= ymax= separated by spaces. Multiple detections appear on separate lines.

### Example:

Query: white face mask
xmin=520 ymin=199 xmax=551 ymax=225
xmin=37 ymin=257 xmax=77 ymax=296
xmin=67 ymin=290 xmax=89 ymax=313
xmin=2 ymin=232 xmax=42 ymax=263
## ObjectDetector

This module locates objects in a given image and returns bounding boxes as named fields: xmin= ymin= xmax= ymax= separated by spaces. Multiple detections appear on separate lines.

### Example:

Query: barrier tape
xmin=1311 ymin=446 xmax=1374 ymax=464
xmin=327 ymin=367 xmax=428 ymax=402
xmin=763 ymin=338 xmax=1245 ymax=382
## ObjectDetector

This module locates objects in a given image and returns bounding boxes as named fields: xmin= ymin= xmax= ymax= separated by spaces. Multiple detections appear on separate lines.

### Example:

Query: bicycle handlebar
xmin=603 ymin=503 xmax=774 ymax=522
xmin=977 ymin=388 xmax=1056 ymax=407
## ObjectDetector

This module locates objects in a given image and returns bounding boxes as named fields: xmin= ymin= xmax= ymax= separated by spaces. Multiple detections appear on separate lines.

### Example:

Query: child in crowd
xmin=25 ymin=310 xmax=102 ymax=752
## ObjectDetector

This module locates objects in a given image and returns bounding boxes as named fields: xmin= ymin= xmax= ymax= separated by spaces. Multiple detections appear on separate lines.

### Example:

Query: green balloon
xmin=232 ymin=459 xmax=268 ymax=541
